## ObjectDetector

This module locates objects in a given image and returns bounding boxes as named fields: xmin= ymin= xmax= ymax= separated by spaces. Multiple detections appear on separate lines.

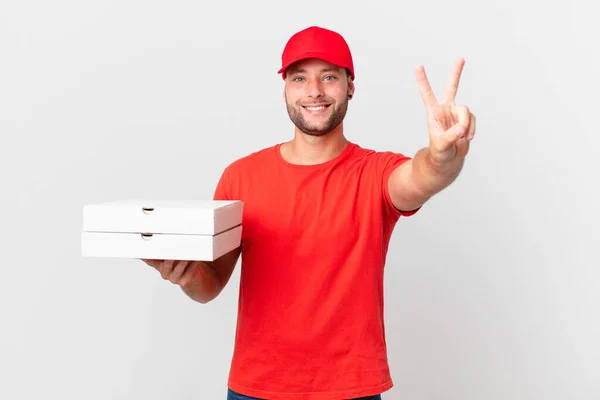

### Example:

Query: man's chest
xmin=235 ymin=169 xmax=381 ymax=251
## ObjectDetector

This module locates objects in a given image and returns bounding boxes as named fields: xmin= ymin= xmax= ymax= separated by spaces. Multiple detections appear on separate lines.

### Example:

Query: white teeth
xmin=305 ymin=106 xmax=326 ymax=111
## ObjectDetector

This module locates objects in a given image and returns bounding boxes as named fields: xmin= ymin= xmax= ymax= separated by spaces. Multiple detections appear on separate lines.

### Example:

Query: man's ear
xmin=348 ymin=77 xmax=355 ymax=99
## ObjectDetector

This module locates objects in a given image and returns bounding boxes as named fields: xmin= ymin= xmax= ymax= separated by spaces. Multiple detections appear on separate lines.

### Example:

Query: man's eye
xmin=293 ymin=77 xmax=305 ymax=82
xmin=324 ymin=75 xmax=337 ymax=81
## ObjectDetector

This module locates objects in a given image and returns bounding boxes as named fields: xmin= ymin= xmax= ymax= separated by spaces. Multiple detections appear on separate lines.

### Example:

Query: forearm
xmin=410 ymin=146 xmax=465 ymax=200
xmin=181 ymin=261 xmax=223 ymax=304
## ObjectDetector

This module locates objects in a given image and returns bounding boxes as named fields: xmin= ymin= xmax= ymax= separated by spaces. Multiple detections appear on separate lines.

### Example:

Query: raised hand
xmin=415 ymin=58 xmax=476 ymax=165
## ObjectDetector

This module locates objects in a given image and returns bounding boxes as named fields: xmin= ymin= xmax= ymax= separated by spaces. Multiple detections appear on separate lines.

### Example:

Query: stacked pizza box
xmin=82 ymin=200 xmax=243 ymax=261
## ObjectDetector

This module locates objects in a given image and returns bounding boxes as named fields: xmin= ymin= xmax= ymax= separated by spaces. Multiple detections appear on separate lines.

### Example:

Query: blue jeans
xmin=228 ymin=388 xmax=382 ymax=399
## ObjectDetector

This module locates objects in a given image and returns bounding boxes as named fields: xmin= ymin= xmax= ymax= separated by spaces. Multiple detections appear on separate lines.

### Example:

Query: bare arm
xmin=181 ymin=246 xmax=241 ymax=303
xmin=142 ymin=246 xmax=241 ymax=304
xmin=388 ymin=147 xmax=464 ymax=211
xmin=389 ymin=58 xmax=476 ymax=212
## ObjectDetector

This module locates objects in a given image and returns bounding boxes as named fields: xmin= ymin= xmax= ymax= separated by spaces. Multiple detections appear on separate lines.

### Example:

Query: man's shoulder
xmin=349 ymin=142 xmax=410 ymax=163
xmin=222 ymin=144 xmax=278 ymax=174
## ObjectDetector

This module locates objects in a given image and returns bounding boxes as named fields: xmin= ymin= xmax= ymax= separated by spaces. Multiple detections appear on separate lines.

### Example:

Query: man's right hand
xmin=141 ymin=259 xmax=199 ymax=288
xmin=140 ymin=247 xmax=241 ymax=303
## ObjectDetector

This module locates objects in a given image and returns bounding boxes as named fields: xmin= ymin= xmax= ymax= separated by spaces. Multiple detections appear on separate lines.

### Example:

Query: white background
xmin=1 ymin=0 xmax=598 ymax=399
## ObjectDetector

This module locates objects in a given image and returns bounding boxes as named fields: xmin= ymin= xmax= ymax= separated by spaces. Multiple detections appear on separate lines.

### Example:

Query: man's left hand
xmin=415 ymin=57 xmax=476 ymax=166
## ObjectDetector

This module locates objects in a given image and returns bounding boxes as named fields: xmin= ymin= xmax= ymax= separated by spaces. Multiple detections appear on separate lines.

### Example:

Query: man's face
xmin=284 ymin=58 xmax=354 ymax=136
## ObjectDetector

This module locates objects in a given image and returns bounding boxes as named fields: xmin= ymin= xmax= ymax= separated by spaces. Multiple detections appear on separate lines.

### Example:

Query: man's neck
xmin=280 ymin=125 xmax=349 ymax=166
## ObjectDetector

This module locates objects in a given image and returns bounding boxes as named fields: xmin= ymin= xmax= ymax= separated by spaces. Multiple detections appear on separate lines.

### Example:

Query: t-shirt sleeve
xmin=213 ymin=164 xmax=233 ymax=201
xmin=379 ymin=152 xmax=422 ymax=218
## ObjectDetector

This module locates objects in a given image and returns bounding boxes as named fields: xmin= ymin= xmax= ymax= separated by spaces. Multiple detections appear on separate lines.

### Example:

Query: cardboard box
xmin=81 ymin=200 xmax=243 ymax=261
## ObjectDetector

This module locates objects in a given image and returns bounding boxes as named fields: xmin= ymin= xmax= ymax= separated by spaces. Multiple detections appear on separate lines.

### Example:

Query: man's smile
xmin=302 ymin=104 xmax=331 ymax=114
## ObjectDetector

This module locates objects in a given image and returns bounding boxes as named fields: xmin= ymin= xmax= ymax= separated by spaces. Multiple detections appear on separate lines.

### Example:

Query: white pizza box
xmin=81 ymin=225 xmax=242 ymax=261
xmin=82 ymin=200 xmax=243 ymax=235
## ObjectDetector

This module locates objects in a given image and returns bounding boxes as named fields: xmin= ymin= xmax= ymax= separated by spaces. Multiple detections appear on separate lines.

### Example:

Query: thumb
xmin=433 ymin=123 xmax=463 ymax=152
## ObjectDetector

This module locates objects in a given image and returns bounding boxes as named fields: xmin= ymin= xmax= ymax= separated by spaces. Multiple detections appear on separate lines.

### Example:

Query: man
xmin=143 ymin=26 xmax=476 ymax=399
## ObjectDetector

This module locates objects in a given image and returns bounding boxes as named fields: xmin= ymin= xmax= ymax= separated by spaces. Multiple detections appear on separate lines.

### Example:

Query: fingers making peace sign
xmin=415 ymin=57 xmax=476 ymax=164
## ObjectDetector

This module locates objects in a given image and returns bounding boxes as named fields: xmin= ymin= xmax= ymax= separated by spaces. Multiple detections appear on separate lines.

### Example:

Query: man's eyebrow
xmin=288 ymin=67 xmax=338 ymax=75
xmin=287 ymin=68 xmax=305 ymax=75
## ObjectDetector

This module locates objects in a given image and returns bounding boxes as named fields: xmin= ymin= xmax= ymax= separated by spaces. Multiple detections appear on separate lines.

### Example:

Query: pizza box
xmin=81 ymin=200 xmax=243 ymax=261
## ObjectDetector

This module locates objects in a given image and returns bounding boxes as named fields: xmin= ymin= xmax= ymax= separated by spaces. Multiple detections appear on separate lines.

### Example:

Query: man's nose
xmin=306 ymin=78 xmax=324 ymax=98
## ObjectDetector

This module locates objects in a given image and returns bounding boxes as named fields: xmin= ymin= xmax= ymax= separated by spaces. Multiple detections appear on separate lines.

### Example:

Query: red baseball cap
xmin=278 ymin=26 xmax=355 ymax=80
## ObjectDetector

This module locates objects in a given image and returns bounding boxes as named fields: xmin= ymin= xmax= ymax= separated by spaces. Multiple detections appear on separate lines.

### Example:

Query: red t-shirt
xmin=213 ymin=141 xmax=418 ymax=399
